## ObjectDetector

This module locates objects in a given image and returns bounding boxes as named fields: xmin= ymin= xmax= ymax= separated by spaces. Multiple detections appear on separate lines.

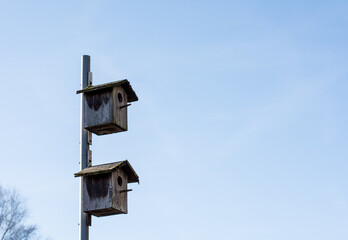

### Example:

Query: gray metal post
xmin=79 ymin=55 xmax=91 ymax=240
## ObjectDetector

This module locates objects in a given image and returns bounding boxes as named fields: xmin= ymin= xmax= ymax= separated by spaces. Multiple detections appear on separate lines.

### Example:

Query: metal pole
xmin=79 ymin=55 xmax=90 ymax=240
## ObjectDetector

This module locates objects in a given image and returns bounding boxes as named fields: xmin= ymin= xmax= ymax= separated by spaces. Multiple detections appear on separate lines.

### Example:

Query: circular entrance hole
xmin=118 ymin=92 xmax=123 ymax=102
xmin=117 ymin=176 xmax=123 ymax=187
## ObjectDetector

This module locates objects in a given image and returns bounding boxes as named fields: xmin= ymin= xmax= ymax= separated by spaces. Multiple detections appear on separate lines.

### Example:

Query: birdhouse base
xmin=86 ymin=207 xmax=125 ymax=217
xmin=86 ymin=123 xmax=126 ymax=136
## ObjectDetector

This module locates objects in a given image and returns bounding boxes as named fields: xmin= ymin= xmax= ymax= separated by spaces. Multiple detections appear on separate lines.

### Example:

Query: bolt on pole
xmin=79 ymin=55 xmax=91 ymax=240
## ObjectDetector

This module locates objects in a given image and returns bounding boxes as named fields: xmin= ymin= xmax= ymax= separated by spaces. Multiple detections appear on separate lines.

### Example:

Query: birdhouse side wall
xmin=83 ymin=173 xmax=113 ymax=213
xmin=84 ymin=89 xmax=114 ymax=132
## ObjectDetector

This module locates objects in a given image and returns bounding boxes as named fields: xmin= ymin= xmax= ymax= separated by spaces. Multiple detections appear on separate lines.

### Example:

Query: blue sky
xmin=0 ymin=0 xmax=348 ymax=239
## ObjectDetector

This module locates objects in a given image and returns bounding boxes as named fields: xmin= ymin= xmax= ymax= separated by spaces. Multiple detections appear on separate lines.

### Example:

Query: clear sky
xmin=0 ymin=0 xmax=348 ymax=239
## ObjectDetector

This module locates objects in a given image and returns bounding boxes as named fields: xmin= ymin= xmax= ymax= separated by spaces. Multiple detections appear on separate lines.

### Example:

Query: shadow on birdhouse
xmin=74 ymin=160 xmax=139 ymax=217
xmin=77 ymin=80 xmax=138 ymax=135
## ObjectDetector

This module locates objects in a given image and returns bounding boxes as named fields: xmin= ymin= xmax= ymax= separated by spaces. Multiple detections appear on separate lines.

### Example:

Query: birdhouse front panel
xmin=112 ymin=85 xmax=128 ymax=132
xmin=111 ymin=168 xmax=128 ymax=214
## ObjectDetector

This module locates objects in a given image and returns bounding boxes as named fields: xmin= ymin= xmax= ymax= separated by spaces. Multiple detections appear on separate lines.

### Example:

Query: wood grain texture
xmin=83 ymin=86 xmax=129 ymax=135
xmin=75 ymin=161 xmax=139 ymax=217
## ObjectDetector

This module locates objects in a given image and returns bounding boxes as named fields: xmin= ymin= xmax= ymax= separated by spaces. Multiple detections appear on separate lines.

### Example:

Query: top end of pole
xmin=81 ymin=55 xmax=91 ymax=88
xmin=82 ymin=55 xmax=90 ymax=60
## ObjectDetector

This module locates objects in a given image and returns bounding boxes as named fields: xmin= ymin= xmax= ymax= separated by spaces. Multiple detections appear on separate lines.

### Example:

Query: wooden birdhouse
xmin=74 ymin=161 xmax=139 ymax=217
xmin=77 ymin=80 xmax=138 ymax=135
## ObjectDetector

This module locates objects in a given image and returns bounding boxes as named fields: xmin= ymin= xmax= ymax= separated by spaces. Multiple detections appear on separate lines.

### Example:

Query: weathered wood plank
xmin=74 ymin=161 xmax=139 ymax=183
xmin=76 ymin=79 xmax=138 ymax=103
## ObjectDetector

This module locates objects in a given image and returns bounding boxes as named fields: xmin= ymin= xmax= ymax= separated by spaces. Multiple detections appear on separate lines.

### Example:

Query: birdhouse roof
xmin=76 ymin=79 xmax=138 ymax=103
xmin=74 ymin=160 xmax=139 ymax=183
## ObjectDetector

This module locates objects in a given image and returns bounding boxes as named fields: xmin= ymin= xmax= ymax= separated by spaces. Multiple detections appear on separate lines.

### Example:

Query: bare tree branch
xmin=0 ymin=186 xmax=38 ymax=240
